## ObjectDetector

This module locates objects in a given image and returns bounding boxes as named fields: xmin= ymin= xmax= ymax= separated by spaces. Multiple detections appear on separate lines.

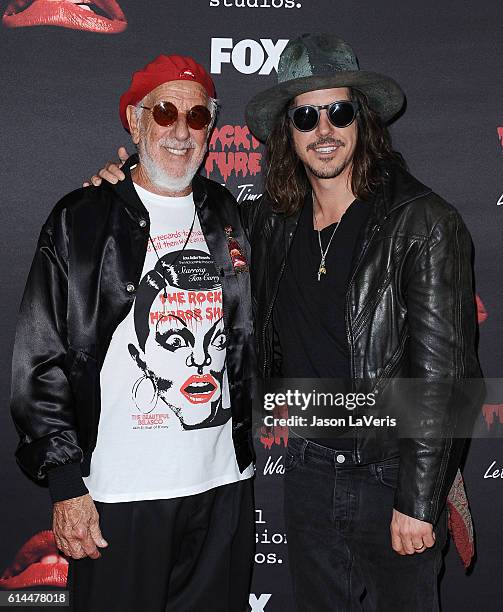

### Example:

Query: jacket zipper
xmin=372 ymin=328 xmax=409 ymax=396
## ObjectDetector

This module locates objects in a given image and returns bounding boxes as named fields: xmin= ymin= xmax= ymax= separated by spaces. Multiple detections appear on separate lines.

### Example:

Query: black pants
xmin=284 ymin=436 xmax=448 ymax=612
xmin=68 ymin=478 xmax=255 ymax=612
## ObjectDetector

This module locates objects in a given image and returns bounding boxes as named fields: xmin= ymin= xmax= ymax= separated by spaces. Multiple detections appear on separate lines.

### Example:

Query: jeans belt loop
xmin=300 ymin=438 xmax=308 ymax=463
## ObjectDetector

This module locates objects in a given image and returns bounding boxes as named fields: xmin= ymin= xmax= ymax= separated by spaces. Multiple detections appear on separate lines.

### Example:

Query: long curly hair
xmin=264 ymin=88 xmax=406 ymax=215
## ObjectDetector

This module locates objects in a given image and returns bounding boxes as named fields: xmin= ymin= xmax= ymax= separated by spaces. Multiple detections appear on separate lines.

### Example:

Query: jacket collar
xmin=376 ymin=162 xmax=432 ymax=221
xmin=191 ymin=173 xmax=209 ymax=209
xmin=279 ymin=163 xmax=433 ymax=228
xmin=112 ymin=153 xmax=208 ymax=215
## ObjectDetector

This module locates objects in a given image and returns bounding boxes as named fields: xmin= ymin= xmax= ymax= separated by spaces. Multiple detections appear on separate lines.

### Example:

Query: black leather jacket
xmin=242 ymin=163 xmax=483 ymax=524
xmin=11 ymin=156 xmax=255 ymax=502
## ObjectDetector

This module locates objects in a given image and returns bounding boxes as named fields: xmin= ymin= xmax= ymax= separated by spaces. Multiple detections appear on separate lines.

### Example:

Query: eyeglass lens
xmin=292 ymin=101 xmax=356 ymax=131
xmin=151 ymin=102 xmax=211 ymax=130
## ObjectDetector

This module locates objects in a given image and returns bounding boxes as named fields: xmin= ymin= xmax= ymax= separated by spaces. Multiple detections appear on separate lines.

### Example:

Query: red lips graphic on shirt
xmin=0 ymin=530 xmax=68 ymax=590
xmin=2 ymin=0 xmax=127 ymax=34
xmin=180 ymin=374 xmax=217 ymax=405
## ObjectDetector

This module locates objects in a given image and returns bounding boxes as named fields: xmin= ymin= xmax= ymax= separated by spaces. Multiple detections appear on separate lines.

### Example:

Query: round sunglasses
xmin=140 ymin=101 xmax=212 ymax=130
xmin=287 ymin=100 xmax=359 ymax=132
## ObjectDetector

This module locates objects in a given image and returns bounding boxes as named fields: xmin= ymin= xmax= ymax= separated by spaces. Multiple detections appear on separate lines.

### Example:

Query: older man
xmin=11 ymin=55 xmax=255 ymax=611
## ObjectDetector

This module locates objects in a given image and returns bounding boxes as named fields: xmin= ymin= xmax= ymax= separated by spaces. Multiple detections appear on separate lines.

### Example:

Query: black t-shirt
xmin=273 ymin=195 xmax=371 ymax=448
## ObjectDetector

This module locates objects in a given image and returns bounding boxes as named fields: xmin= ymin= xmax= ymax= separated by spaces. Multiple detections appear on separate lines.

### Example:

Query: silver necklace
xmin=312 ymin=193 xmax=342 ymax=281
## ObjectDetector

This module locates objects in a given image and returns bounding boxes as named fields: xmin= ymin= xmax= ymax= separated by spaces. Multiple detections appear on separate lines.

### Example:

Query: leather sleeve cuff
xmin=47 ymin=463 xmax=89 ymax=503
xmin=393 ymin=491 xmax=435 ymax=524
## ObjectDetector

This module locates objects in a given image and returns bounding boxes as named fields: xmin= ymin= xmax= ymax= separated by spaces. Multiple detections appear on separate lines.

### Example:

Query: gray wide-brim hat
xmin=245 ymin=33 xmax=405 ymax=143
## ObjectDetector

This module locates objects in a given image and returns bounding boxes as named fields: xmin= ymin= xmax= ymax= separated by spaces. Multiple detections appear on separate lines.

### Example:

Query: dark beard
xmin=305 ymin=157 xmax=351 ymax=180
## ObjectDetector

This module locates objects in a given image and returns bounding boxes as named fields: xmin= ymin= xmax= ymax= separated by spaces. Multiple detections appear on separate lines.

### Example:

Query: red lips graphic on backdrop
xmin=2 ymin=0 xmax=127 ymax=33
xmin=476 ymin=294 xmax=487 ymax=324
xmin=0 ymin=530 xmax=67 ymax=590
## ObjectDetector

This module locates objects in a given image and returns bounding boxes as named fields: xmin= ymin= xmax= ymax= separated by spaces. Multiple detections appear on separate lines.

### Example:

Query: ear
xmin=128 ymin=343 xmax=146 ymax=371
xmin=126 ymin=105 xmax=141 ymax=145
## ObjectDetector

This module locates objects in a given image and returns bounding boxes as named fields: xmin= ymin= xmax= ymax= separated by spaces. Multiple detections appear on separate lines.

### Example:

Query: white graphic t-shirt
xmin=83 ymin=183 xmax=253 ymax=502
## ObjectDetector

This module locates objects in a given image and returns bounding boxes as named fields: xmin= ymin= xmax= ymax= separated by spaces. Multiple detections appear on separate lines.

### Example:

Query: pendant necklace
xmin=313 ymin=192 xmax=342 ymax=281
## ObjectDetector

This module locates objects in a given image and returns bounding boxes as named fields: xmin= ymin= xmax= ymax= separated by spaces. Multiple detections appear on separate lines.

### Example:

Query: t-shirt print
xmin=130 ymin=246 xmax=231 ymax=431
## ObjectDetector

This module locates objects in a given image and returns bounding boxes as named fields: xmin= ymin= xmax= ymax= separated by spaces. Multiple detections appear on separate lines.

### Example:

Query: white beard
xmin=138 ymin=137 xmax=207 ymax=193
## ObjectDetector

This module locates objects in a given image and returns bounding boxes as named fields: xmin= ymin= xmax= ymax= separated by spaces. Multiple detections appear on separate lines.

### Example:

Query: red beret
xmin=119 ymin=54 xmax=216 ymax=131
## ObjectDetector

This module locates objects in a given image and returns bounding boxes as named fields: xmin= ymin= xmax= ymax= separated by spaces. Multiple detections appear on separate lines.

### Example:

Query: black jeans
xmin=284 ymin=435 xmax=448 ymax=612
xmin=68 ymin=478 xmax=255 ymax=612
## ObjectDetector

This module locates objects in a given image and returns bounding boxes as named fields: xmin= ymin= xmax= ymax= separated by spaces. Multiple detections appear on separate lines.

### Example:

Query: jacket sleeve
xmin=11 ymin=218 xmax=89 ymax=503
xmin=394 ymin=209 xmax=482 ymax=524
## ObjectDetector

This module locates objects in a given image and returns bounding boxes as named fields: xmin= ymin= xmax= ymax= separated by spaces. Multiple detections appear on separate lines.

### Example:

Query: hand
xmin=390 ymin=508 xmax=435 ymax=555
xmin=52 ymin=493 xmax=108 ymax=559
xmin=83 ymin=146 xmax=129 ymax=187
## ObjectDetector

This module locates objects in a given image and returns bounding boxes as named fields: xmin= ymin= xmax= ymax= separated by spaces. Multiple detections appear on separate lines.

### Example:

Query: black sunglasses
xmin=287 ymin=100 xmax=359 ymax=132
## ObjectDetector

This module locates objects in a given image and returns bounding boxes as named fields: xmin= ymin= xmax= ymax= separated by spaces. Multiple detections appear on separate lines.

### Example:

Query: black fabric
xmin=274 ymin=196 xmax=370 ymax=379
xmin=284 ymin=435 xmax=448 ymax=611
xmin=273 ymin=196 xmax=370 ymax=449
xmin=68 ymin=479 xmax=255 ymax=612
xmin=47 ymin=463 xmax=89 ymax=504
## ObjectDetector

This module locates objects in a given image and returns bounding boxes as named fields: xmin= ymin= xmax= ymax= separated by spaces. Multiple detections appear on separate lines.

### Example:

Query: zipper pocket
xmin=351 ymin=264 xmax=395 ymax=341
xmin=373 ymin=329 xmax=409 ymax=396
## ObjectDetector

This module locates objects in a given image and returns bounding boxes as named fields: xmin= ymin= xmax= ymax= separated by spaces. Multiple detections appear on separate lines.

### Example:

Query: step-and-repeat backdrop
xmin=1 ymin=1 xmax=501 ymax=610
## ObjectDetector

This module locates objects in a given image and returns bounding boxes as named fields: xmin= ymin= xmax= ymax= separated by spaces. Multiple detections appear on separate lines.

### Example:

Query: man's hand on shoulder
xmin=83 ymin=146 xmax=130 ymax=187
xmin=390 ymin=508 xmax=435 ymax=555
xmin=53 ymin=493 xmax=108 ymax=560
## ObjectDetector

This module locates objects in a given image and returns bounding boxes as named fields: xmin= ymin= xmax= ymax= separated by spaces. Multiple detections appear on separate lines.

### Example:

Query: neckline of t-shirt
xmin=133 ymin=181 xmax=194 ymax=208
xmin=309 ymin=197 xmax=360 ymax=233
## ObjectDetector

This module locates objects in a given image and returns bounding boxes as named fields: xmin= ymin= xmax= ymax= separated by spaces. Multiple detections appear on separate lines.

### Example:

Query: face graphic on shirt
xmin=141 ymin=309 xmax=226 ymax=426
xmin=129 ymin=249 xmax=229 ymax=429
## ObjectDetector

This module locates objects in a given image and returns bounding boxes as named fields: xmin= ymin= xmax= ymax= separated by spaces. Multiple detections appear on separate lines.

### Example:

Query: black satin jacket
xmin=242 ymin=163 xmax=483 ymax=524
xmin=11 ymin=155 xmax=255 ymax=502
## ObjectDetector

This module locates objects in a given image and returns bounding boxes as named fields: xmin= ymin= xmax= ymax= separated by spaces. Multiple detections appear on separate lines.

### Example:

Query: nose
xmin=186 ymin=346 xmax=211 ymax=374
xmin=315 ymin=108 xmax=333 ymax=137
xmin=173 ymin=111 xmax=190 ymax=141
